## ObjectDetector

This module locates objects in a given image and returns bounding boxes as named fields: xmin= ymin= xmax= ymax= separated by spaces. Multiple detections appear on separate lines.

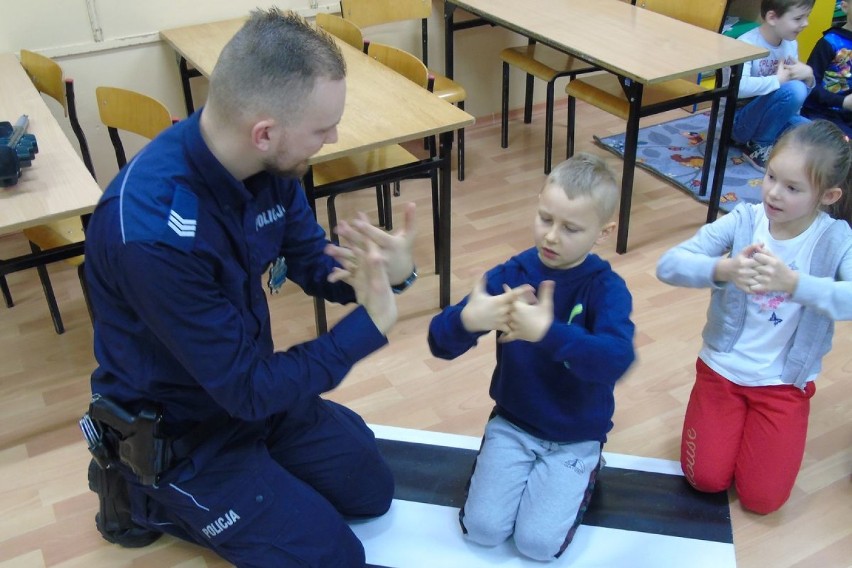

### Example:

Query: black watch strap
xmin=391 ymin=266 xmax=418 ymax=294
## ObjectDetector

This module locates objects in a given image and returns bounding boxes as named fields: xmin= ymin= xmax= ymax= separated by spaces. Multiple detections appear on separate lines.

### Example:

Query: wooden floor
xmin=0 ymin=100 xmax=850 ymax=568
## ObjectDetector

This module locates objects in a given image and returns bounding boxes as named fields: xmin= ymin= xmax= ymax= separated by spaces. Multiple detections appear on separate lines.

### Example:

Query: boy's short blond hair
xmin=545 ymin=153 xmax=620 ymax=222
xmin=760 ymin=0 xmax=815 ymax=18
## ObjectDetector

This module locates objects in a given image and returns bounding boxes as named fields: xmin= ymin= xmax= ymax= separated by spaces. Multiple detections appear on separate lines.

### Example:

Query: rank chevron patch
xmin=168 ymin=210 xmax=197 ymax=237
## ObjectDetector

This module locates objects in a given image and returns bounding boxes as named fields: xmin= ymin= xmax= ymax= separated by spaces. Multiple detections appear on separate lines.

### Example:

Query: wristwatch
xmin=391 ymin=266 xmax=418 ymax=294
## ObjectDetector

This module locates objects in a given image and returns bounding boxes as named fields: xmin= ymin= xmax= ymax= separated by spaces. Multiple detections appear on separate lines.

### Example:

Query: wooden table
xmin=444 ymin=0 xmax=768 ymax=253
xmin=160 ymin=17 xmax=474 ymax=329
xmin=0 ymin=53 xmax=101 ymax=283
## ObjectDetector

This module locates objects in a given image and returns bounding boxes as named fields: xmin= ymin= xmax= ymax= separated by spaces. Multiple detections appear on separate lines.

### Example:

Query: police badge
xmin=267 ymin=256 xmax=288 ymax=294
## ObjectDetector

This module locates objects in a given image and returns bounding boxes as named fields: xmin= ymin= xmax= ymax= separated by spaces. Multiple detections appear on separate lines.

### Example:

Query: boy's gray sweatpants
xmin=460 ymin=415 xmax=602 ymax=561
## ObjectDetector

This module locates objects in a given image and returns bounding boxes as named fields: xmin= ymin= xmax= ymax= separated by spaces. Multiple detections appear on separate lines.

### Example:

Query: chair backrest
xmin=340 ymin=0 xmax=431 ymax=65
xmin=316 ymin=12 xmax=365 ymax=51
xmin=639 ymin=0 xmax=729 ymax=32
xmin=366 ymin=42 xmax=429 ymax=90
xmin=19 ymin=49 xmax=66 ymax=112
xmin=95 ymin=86 xmax=173 ymax=168
xmin=340 ymin=0 xmax=430 ymax=28
xmin=20 ymin=49 xmax=95 ymax=178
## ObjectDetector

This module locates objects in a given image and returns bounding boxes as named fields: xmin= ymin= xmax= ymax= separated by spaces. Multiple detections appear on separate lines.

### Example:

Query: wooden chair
xmin=4 ymin=50 xmax=95 ymax=334
xmin=311 ymin=41 xmax=437 ymax=235
xmin=499 ymin=43 xmax=597 ymax=174
xmin=314 ymin=13 xmax=392 ymax=228
xmin=94 ymin=86 xmax=175 ymax=168
xmin=316 ymin=12 xmax=366 ymax=52
xmin=305 ymin=41 xmax=439 ymax=334
xmin=499 ymin=1 xmax=642 ymax=174
xmin=339 ymin=0 xmax=468 ymax=181
xmin=22 ymin=87 xmax=173 ymax=329
xmin=315 ymin=14 xmax=389 ymax=231
xmin=564 ymin=0 xmax=730 ymax=252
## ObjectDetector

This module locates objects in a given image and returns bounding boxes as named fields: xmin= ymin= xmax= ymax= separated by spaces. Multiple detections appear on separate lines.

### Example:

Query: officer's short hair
xmin=208 ymin=8 xmax=346 ymax=126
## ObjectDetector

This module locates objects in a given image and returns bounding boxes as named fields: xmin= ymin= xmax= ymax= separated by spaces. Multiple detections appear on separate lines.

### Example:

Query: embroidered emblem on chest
xmin=256 ymin=204 xmax=286 ymax=231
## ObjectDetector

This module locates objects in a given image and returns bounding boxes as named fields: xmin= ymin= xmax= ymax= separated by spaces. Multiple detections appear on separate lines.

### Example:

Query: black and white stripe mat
xmin=355 ymin=425 xmax=736 ymax=568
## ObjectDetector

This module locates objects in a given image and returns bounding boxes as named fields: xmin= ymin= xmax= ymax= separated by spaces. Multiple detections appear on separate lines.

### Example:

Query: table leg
xmin=697 ymin=95 xmax=720 ymax=198
xmin=444 ymin=2 xmax=456 ymax=79
xmin=177 ymin=56 xmax=202 ymax=117
xmin=616 ymin=81 xmax=643 ymax=254
xmin=438 ymin=130 xmax=453 ymax=308
xmin=706 ymin=64 xmax=743 ymax=224
xmin=301 ymin=167 xmax=329 ymax=336
xmin=0 ymin=276 xmax=11 ymax=307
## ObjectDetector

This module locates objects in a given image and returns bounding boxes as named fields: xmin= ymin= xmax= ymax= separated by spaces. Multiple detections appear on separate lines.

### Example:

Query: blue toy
xmin=0 ymin=115 xmax=39 ymax=187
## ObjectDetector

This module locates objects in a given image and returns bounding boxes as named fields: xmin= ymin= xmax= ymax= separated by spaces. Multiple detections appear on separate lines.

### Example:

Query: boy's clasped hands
xmin=778 ymin=60 xmax=814 ymax=86
xmin=461 ymin=277 xmax=556 ymax=343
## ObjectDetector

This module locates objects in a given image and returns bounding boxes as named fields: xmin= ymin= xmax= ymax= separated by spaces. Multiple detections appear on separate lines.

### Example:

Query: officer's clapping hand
xmin=327 ymin=233 xmax=398 ymax=335
xmin=334 ymin=202 xmax=416 ymax=286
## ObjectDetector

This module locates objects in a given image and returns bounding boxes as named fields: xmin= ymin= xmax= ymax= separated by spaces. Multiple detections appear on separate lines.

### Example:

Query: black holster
xmin=79 ymin=395 xmax=172 ymax=486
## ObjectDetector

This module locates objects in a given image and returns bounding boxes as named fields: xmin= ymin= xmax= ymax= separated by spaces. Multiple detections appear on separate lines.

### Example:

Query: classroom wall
xmin=4 ymin=0 xmax=831 ymax=187
xmin=0 ymin=0 xmax=319 ymax=184
xmin=0 ymin=0 xmax=528 ymax=187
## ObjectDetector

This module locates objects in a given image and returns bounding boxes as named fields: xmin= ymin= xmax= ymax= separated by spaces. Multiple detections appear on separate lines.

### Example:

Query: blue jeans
xmin=732 ymin=80 xmax=810 ymax=146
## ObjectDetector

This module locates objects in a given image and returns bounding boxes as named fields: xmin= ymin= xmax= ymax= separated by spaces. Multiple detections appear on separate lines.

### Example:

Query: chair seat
xmin=431 ymin=73 xmax=466 ymax=104
xmin=500 ymin=44 xmax=595 ymax=82
xmin=565 ymin=73 xmax=708 ymax=120
xmin=312 ymin=144 xmax=420 ymax=186
xmin=22 ymin=218 xmax=85 ymax=266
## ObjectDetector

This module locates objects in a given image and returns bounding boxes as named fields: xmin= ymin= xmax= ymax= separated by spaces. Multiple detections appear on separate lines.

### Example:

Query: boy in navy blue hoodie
xmin=428 ymin=153 xmax=635 ymax=562
xmin=803 ymin=0 xmax=852 ymax=136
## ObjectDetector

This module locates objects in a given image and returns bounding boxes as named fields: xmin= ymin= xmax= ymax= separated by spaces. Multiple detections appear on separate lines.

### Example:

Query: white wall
xmin=0 ymin=0 xmax=560 ymax=186
xmin=2 ymin=0 xmax=771 ymax=187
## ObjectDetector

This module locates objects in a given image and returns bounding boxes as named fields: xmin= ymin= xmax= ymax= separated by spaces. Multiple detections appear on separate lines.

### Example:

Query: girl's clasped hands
xmin=728 ymin=243 xmax=799 ymax=295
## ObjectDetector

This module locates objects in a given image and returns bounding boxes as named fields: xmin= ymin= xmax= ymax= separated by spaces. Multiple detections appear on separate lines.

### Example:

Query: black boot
xmin=88 ymin=459 xmax=162 ymax=547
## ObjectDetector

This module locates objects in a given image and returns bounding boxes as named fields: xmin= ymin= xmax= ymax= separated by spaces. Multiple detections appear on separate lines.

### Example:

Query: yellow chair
xmin=22 ymin=87 xmax=173 ymax=328
xmin=316 ymin=12 xmax=366 ymax=52
xmin=564 ymin=0 xmax=729 ymax=252
xmin=499 ymin=43 xmax=596 ymax=174
xmin=315 ymin=13 xmax=392 ymax=227
xmin=305 ymin=41 xmax=438 ymax=333
xmin=498 ymin=1 xmax=640 ymax=174
xmin=94 ymin=86 xmax=175 ymax=168
xmin=310 ymin=41 xmax=438 ymax=241
xmin=339 ymin=0 xmax=468 ymax=181
xmin=3 ymin=50 xmax=95 ymax=334
xmin=19 ymin=50 xmax=94 ymax=176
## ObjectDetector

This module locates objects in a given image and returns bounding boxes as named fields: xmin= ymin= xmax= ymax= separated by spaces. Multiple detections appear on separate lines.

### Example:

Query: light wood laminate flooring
xmin=0 ymin=100 xmax=849 ymax=567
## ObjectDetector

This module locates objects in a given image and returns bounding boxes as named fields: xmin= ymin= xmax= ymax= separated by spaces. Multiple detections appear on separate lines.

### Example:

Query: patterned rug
xmin=595 ymin=111 xmax=764 ymax=213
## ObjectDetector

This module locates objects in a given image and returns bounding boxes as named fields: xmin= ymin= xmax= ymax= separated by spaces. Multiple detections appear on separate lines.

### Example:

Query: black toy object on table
xmin=0 ymin=115 xmax=39 ymax=187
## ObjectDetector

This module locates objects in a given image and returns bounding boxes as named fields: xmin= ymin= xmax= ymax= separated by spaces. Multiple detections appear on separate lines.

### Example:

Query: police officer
xmin=83 ymin=8 xmax=417 ymax=567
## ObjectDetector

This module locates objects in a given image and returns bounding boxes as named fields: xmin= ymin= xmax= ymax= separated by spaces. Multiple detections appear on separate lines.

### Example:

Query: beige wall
xmin=1 ymin=0 xmax=325 ymax=184
xmin=0 ymin=0 xmax=532 ymax=187
xmin=4 ymin=0 xmax=790 ymax=186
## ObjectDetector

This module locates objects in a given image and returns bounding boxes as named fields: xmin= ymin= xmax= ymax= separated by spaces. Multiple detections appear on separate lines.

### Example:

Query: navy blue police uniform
xmin=84 ymin=110 xmax=394 ymax=567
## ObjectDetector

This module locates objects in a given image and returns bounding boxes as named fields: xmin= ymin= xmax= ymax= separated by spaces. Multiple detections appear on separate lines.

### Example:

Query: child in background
xmin=428 ymin=153 xmax=635 ymax=561
xmin=657 ymin=120 xmax=852 ymax=514
xmin=803 ymin=0 xmax=852 ymax=136
xmin=732 ymin=0 xmax=816 ymax=171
